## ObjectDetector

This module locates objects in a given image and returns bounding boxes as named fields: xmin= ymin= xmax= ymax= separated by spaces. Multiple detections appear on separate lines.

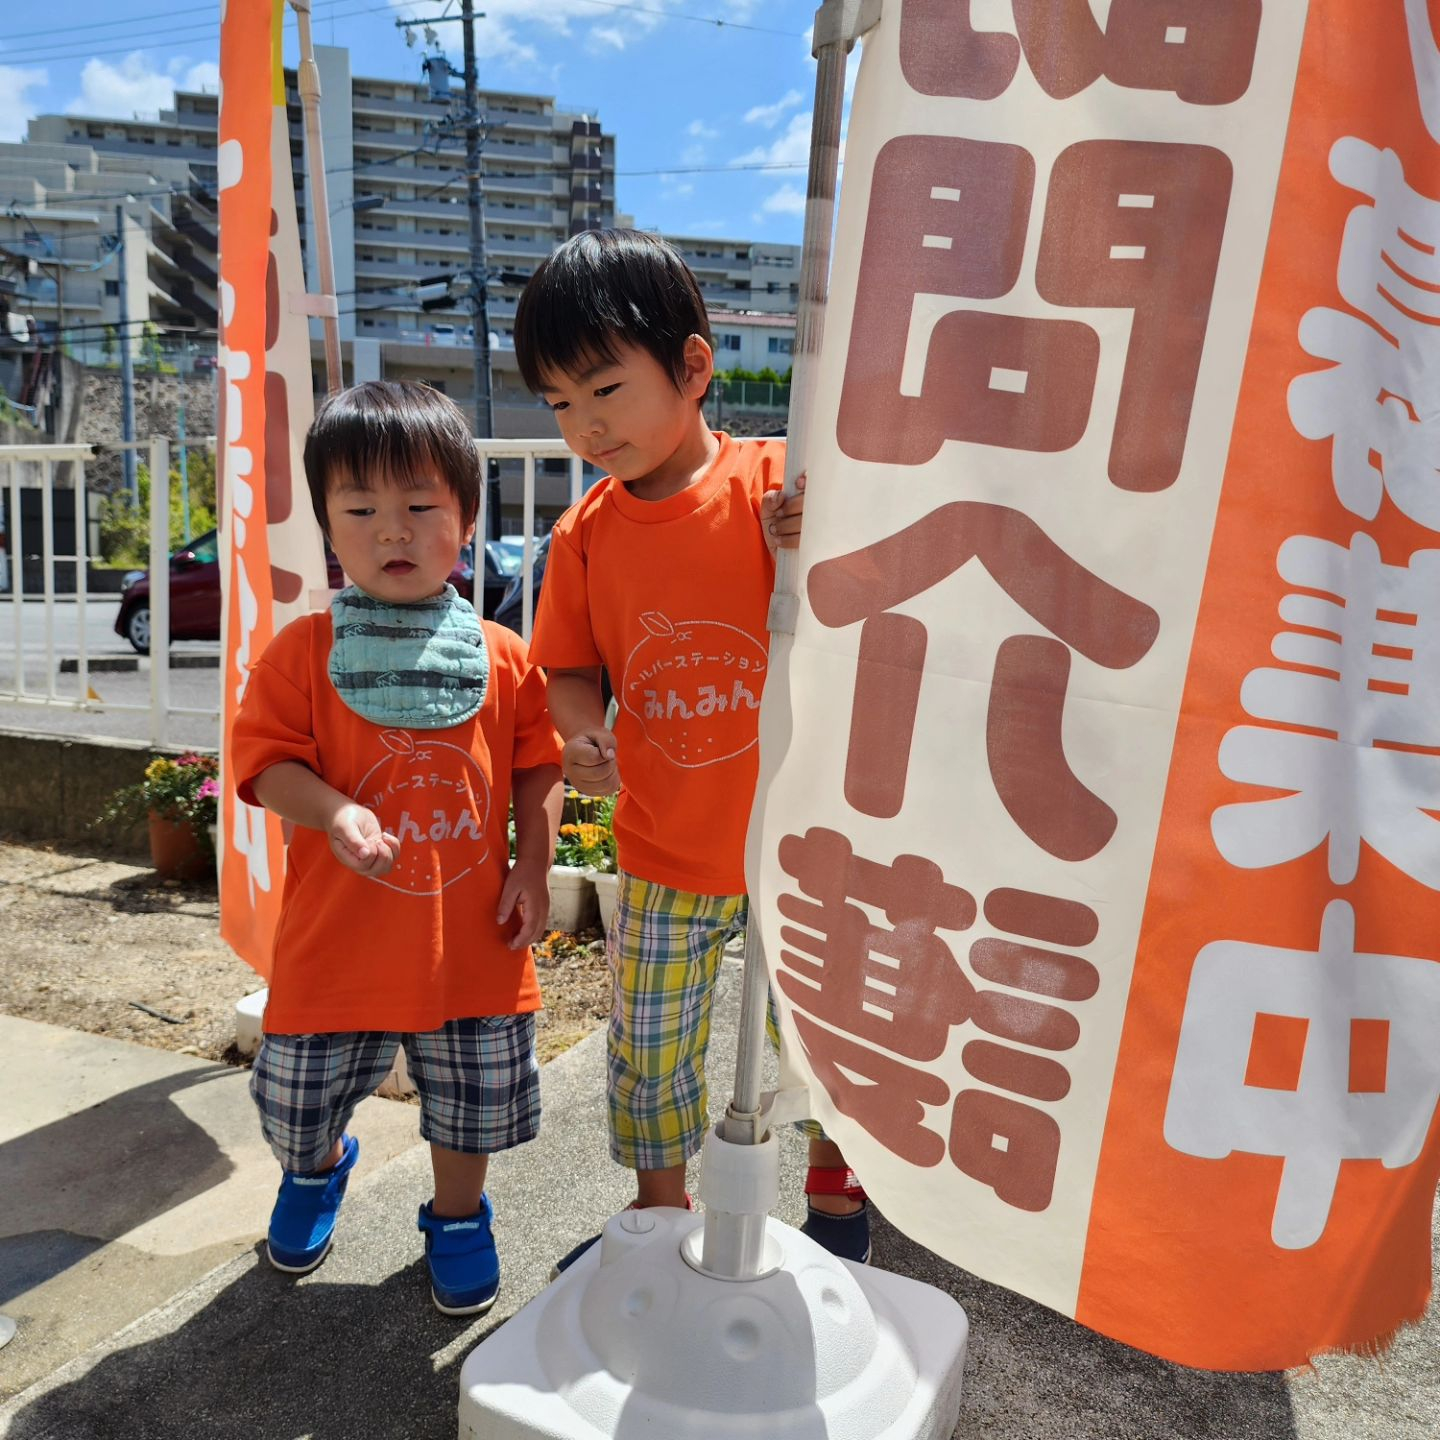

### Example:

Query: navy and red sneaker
xmin=799 ymin=1165 xmax=871 ymax=1265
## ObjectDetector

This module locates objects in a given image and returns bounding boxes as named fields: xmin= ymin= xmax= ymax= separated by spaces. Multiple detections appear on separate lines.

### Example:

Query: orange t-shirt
xmin=231 ymin=612 xmax=562 ymax=1035
xmin=528 ymin=433 xmax=785 ymax=895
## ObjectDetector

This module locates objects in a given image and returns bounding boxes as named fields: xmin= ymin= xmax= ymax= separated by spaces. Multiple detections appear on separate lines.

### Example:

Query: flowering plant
xmin=553 ymin=791 xmax=616 ymax=872
xmin=97 ymin=753 xmax=221 ymax=833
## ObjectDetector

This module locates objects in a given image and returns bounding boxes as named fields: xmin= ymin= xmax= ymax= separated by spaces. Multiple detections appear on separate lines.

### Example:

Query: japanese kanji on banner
xmin=217 ymin=0 xmax=328 ymax=975
xmin=753 ymin=0 xmax=1440 ymax=1370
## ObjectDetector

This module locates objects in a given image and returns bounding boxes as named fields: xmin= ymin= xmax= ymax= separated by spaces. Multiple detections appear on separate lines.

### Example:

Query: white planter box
xmin=589 ymin=869 xmax=619 ymax=934
xmin=235 ymin=985 xmax=413 ymax=1095
xmin=548 ymin=863 xmax=598 ymax=933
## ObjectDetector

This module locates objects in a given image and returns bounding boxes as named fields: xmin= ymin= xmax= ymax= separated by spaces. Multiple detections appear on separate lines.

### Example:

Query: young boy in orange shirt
xmin=231 ymin=381 xmax=563 ymax=1314
xmin=516 ymin=229 xmax=870 ymax=1268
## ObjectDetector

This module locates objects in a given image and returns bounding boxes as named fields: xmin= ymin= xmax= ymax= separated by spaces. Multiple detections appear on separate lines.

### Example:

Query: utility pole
xmin=176 ymin=341 xmax=192 ymax=541
xmin=116 ymin=204 xmax=138 ymax=503
xmin=461 ymin=0 xmax=494 ymax=440
xmin=396 ymin=6 xmax=493 ymax=439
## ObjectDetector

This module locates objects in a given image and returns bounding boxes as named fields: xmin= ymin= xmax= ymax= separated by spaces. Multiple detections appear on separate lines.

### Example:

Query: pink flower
xmin=197 ymin=778 xmax=220 ymax=800
xmin=177 ymin=754 xmax=199 ymax=766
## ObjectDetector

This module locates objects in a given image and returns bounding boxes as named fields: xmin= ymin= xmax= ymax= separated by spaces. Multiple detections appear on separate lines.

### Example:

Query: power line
xmin=1 ymin=1 xmax=394 ymax=65
xmin=2 ymin=0 xmax=801 ymax=65
xmin=566 ymin=0 xmax=805 ymax=38
xmin=0 ymin=4 xmax=215 ymax=40
xmin=0 ymin=0 xmax=368 ymax=42
xmin=617 ymin=161 xmax=813 ymax=176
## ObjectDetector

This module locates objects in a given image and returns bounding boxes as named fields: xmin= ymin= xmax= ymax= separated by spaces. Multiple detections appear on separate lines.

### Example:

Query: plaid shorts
xmin=251 ymin=1015 xmax=539 ymax=1173
xmin=607 ymin=873 xmax=821 ymax=1171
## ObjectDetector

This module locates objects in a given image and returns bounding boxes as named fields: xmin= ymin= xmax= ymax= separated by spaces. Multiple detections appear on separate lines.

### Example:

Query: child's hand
xmin=761 ymin=473 xmax=806 ymax=554
xmin=497 ymin=856 xmax=550 ymax=951
xmin=563 ymin=728 xmax=620 ymax=796
xmin=328 ymin=803 xmax=400 ymax=878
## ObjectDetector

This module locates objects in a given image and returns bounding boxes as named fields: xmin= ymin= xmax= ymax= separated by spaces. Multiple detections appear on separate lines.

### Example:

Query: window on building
xmin=768 ymin=336 xmax=793 ymax=356
xmin=104 ymin=280 xmax=119 ymax=296
xmin=717 ymin=333 xmax=740 ymax=352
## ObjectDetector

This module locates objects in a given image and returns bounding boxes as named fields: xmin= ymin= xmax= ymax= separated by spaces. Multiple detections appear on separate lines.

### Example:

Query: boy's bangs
xmin=303 ymin=380 xmax=480 ymax=534
xmin=326 ymin=441 xmax=443 ymax=494
xmin=522 ymin=304 xmax=625 ymax=394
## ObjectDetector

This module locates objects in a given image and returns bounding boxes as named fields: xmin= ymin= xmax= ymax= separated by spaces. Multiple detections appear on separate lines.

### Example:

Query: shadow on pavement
xmin=5 ymin=1251 xmax=500 ymax=1440
xmin=1 ymin=1068 xmax=235 ymax=1305
xmin=871 ymin=1213 xmax=1300 ymax=1440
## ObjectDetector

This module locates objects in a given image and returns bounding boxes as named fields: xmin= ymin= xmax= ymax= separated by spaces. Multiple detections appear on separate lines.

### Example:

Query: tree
xmin=139 ymin=322 xmax=164 ymax=372
xmin=97 ymin=449 xmax=219 ymax=566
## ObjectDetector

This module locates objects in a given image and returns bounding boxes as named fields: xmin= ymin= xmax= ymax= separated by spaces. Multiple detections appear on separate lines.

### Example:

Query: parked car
xmin=115 ymin=529 xmax=497 ymax=654
xmin=493 ymin=533 xmax=549 ymax=636
xmin=493 ymin=534 xmax=612 ymax=704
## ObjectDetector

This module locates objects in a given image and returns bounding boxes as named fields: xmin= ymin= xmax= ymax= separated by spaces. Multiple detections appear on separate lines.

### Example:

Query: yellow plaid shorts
xmin=606 ymin=871 xmax=820 ymax=1171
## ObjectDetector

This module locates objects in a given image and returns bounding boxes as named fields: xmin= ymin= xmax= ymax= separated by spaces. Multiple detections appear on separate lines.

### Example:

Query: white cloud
xmin=681 ymin=142 xmax=707 ymax=166
xmin=687 ymin=119 xmax=719 ymax=139
xmin=0 ymin=64 xmax=46 ymax=143
xmin=180 ymin=61 xmax=221 ymax=94
xmin=758 ymin=184 xmax=806 ymax=217
xmin=64 ymin=53 xmax=219 ymax=119
xmin=743 ymin=89 xmax=803 ymax=128
xmin=391 ymin=0 xmax=670 ymax=66
xmin=734 ymin=110 xmax=813 ymax=169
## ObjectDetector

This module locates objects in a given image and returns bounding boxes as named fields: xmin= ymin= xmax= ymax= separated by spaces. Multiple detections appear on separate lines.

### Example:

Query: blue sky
xmin=0 ymin=0 xmax=832 ymax=243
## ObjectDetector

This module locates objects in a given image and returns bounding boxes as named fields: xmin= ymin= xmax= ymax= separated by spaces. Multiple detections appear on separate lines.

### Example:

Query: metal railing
xmin=711 ymin=379 xmax=792 ymax=411
xmin=0 ymin=438 xmax=217 ymax=745
xmin=0 ymin=438 xmax=581 ymax=743
xmin=475 ymin=438 xmax=584 ymax=639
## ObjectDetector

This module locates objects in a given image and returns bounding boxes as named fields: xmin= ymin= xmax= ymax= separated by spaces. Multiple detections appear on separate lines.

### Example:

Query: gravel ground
xmin=0 ymin=838 xmax=613 ymax=1065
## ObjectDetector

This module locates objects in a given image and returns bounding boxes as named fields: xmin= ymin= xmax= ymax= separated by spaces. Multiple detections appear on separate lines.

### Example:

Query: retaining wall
xmin=0 ymin=727 xmax=216 ymax=858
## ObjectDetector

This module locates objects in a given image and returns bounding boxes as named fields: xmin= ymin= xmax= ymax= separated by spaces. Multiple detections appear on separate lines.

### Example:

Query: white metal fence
xmin=474 ymin=437 xmax=584 ymax=639
xmin=0 ymin=437 xmax=574 ymax=744
xmin=0 ymin=438 xmax=214 ymax=746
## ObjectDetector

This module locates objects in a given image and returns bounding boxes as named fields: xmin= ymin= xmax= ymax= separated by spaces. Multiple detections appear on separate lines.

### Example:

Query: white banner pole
xmin=705 ymin=0 xmax=880 ymax=1280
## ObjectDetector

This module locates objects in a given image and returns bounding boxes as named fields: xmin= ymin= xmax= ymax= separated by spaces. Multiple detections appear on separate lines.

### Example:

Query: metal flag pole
xmin=698 ymin=0 xmax=880 ymax=1282
xmin=289 ymin=0 xmax=344 ymax=392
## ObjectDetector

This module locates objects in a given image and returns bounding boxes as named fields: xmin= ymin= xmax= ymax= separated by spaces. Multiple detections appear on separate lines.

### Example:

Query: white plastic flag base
xmin=458 ymin=1206 xmax=968 ymax=1440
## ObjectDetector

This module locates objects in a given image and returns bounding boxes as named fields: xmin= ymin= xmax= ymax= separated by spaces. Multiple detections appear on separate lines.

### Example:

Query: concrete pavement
xmin=1 ymin=966 xmax=1437 ymax=1439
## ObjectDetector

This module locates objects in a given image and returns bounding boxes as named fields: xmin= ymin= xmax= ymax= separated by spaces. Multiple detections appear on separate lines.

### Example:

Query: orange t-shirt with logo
xmin=231 ymin=613 xmax=562 ymax=1034
xmin=528 ymin=433 xmax=784 ymax=896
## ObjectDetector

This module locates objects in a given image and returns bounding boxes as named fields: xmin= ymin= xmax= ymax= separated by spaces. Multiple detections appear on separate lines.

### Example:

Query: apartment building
xmin=282 ymin=46 xmax=616 ymax=436
xmin=0 ymin=133 xmax=219 ymax=362
xmin=663 ymin=234 xmax=801 ymax=317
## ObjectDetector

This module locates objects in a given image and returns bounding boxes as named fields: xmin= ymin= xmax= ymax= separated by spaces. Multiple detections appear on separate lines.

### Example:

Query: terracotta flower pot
xmin=147 ymin=812 xmax=210 ymax=881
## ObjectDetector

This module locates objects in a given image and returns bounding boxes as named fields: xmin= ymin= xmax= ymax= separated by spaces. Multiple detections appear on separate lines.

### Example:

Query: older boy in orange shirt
xmin=517 ymin=229 xmax=870 ymax=1269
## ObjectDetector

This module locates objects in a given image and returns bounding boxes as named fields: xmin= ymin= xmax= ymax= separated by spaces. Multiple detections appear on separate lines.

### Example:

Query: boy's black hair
xmin=302 ymin=380 xmax=480 ymax=536
xmin=514 ymin=228 xmax=711 ymax=396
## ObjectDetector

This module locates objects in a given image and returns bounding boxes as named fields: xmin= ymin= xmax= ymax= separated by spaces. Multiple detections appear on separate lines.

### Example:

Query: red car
xmin=115 ymin=529 xmax=495 ymax=653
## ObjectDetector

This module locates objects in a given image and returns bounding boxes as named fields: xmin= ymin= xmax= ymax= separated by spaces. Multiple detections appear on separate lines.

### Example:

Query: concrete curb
xmin=57 ymin=654 xmax=220 ymax=675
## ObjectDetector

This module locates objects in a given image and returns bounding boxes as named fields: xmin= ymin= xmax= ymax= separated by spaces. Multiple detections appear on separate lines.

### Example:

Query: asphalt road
xmin=0 ymin=597 xmax=221 ymax=750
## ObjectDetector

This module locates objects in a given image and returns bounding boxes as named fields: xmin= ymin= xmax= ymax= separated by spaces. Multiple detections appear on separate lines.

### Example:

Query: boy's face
xmin=538 ymin=339 xmax=711 ymax=484
xmin=325 ymin=467 xmax=473 ymax=604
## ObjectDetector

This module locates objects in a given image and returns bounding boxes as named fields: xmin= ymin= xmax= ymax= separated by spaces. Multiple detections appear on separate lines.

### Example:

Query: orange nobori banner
xmin=217 ymin=0 xmax=327 ymax=976
xmin=752 ymin=0 xmax=1440 ymax=1370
